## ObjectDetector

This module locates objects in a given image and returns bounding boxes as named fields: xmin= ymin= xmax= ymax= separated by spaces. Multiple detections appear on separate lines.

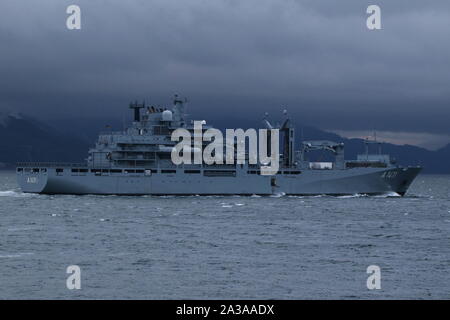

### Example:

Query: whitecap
xmin=373 ymin=192 xmax=401 ymax=198
xmin=0 ymin=254 xmax=22 ymax=258
xmin=338 ymin=194 xmax=366 ymax=199
xmin=7 ymin=226 xmax=40 ymax=232
xmin=0 ymin=190 xmax=36 ymax=198
xmin=270 ymin=192 xmax=286 ymax=198
xmin=0 ymin=252 xmax=34 ymax=258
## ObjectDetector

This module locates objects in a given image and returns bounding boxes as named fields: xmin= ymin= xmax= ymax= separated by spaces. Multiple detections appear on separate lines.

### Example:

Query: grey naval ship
xmin=17 ymin=96 xmax=421 ymax=196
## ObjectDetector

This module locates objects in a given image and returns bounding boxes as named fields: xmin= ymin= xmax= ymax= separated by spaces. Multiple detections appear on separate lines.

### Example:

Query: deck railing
xmin=16 ymin=162 xmax=88 ymax=168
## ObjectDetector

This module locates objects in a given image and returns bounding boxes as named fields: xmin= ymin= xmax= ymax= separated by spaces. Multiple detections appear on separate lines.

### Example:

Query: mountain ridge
xmin=0 ymin=113 xmax=88 ymax=168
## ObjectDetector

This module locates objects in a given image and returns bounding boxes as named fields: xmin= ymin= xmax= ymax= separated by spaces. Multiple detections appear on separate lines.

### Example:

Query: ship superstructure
xmin=17 ymin=96 xmax=421 ymax=195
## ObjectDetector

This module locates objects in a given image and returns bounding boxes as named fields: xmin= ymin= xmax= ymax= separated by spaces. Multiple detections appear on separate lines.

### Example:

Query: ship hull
xmin=16 ymin=166 xmax=421 ymax=196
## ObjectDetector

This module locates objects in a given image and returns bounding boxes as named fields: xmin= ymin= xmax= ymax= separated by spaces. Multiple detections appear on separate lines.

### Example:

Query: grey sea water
xmin=0 ymin=171 xmax=449 ymax=299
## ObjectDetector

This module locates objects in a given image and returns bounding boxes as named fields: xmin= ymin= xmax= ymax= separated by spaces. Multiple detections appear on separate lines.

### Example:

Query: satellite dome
xmin=162 ymin=110 xmax=173 ymax=121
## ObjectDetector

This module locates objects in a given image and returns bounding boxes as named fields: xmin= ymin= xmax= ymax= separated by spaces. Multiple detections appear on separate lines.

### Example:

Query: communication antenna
xmin=263 ymin=112 xmax=273 ymax=129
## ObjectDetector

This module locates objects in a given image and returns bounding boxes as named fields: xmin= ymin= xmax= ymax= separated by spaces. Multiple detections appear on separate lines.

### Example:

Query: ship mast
xmin=129 ymin=101 xmax=145 ymax=122
xmin=280 ymin=109 xmax=295 ymax=168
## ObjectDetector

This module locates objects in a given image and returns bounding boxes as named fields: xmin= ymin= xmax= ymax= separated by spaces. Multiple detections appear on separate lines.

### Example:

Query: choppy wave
xmin=0 ymin=252 xmax=34 ymax=259
xmin=0 ymin=189 xmax=414 ymax=200
xmin=7 ymin=226 xmax=41 ymax=232
xmin=334 ymin=192 xmax=403 ymax=199
xmin=372 ymin=192 xmax=401 ymax=198
xmin=270 ymin=192 xmax=286 ymax=198
xmin=0 ymin=190 xmax=36 ymax=198
xmin=337 ymin=194 xmax=367 ymax=199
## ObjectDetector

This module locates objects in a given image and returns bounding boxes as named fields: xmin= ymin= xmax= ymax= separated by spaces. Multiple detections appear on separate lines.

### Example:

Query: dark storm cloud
xmin=0 ymin=0 xmax=449 ymax=137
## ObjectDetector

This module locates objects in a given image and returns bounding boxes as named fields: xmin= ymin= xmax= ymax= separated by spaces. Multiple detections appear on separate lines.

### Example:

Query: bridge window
xmin=204 ymin=170 xmax=236 ymax=177
xmin=90 ymin=169 xmax=101 ymax=176
xmin=185 ymin=170 xmax=200 ymax=174
xmin=283 ymin=171 xmax=301 ymax=175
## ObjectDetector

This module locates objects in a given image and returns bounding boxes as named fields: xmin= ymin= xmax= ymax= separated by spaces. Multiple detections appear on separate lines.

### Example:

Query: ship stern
xmin=16 ymin=168 xmax=49 ymax=193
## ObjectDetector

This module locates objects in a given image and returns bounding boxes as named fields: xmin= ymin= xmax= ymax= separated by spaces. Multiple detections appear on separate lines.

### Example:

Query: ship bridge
xmin=87 ymin=96 xmax=188 ymax=168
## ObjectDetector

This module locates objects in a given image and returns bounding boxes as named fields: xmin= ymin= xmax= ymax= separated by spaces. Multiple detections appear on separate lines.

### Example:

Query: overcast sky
xmin=0 ymin=0 xmax=449 ymax=149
